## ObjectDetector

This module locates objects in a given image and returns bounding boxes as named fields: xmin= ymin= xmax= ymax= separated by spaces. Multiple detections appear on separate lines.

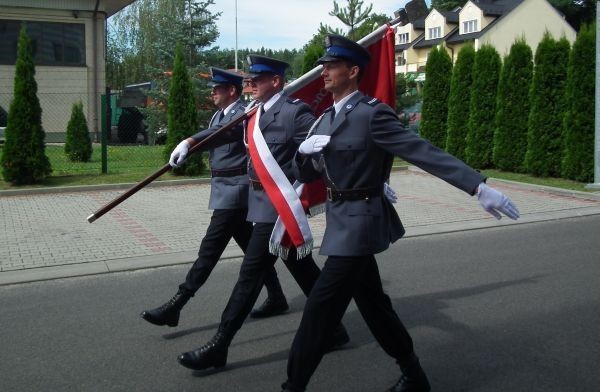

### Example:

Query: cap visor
xmin=316 ymin=55 xmax=339 ymax=64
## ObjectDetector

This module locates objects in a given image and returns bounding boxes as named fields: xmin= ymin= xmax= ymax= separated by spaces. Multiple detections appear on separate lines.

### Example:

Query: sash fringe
xmin=308 ymin=203 xmax=326 ymax=218
xmin=269 ymin=239 xmax=314 ymax=261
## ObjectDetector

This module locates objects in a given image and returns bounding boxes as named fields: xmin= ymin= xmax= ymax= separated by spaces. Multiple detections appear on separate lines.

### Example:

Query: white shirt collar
xmin=262 ymin=92 xmax=282 ymax=112
xmin=333 ymin=90 xmax=360 ymax=117
xmin=223 ymin=99 xmax=241 ymax=116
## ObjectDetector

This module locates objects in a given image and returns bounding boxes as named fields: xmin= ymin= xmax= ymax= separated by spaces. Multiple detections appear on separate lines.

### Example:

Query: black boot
xmin=324 ymin=324 xmax=350 ymax=353
xmin=250 ymin=295 xmax=289 ymax=318
xmin=140 ymin=289 xmax=191 ymax=327
xmin=388 ymin=354 xmax=431 ymax=392
xmin=250 ymin=275 xmax=289 ymax=318
xmin=177 ymin=329 xmax=231 ymax=370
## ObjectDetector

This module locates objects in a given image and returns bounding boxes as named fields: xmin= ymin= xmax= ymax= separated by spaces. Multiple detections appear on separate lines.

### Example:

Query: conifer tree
xmin=562 ymin=24 xmax=595 ymax=182
xmin=64 ymin=102 xmax=92 ymax=162
xmin=419 ymin=46 xmax=453 ymax=148
xmin=1 ymin=25 xmax=51 ymax=184
xmin=446 ymin=44 xmax=475 ymax=161
xmin=493 ymin=39 xmax=533 ymax=172
xmin=465 ymin=44 xmax=501 ymax=169
xmin=525 ymin=33 xmax=570 ymax=177
xmin=164 ymin=43 xmax=204 ymax=176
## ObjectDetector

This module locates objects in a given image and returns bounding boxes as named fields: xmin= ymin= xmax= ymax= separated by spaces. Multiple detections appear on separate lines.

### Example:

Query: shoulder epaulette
xmin=361 ymin=96 xmax=380 ymax=106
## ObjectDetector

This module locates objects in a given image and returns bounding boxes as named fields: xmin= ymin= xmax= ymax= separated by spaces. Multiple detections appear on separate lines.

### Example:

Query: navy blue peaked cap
xmin=317 ymin=34 xmax=371 ymax=69
xmin=208 ymin=67 xmax=244 ymax=87
xmin=247 ymin=55 xmax=289 ymax=78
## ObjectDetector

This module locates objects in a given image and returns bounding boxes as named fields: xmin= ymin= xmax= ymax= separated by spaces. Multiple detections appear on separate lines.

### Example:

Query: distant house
xmin=0 ymin=0 xmax=136 ymax=142
xmin=394 ymin=0 xmax=576 ymax=78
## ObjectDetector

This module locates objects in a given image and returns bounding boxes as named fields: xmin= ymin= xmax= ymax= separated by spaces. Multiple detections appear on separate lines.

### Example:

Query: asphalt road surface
xmin=1 ymin=215 xmax=599 ymax=392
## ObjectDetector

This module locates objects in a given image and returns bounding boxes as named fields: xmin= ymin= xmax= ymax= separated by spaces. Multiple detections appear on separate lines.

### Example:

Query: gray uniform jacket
xmin=191 ymin=95 xmax=316 ymax=223
xmin=293 ymin=92 xmax=485 ymax=256
xmin=246 ymin=96 xmax=316 ymax=223
xmin=192 ymin=100 xmax=248 ymax=210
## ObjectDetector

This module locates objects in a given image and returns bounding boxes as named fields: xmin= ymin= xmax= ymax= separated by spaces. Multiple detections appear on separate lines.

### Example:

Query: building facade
xmin=0 ymin=0 xmax=135 ymax=142
xmin=394 ymin=0 xmax=577 ymax=77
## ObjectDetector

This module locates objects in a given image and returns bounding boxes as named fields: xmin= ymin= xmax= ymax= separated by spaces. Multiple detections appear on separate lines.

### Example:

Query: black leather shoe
xmin=177 ymin=331 xmax=230 ymax=370
xmin=324 ymin=325 xmax=350 ymax=353
xmin=388 ymin=354 xmax=431 ymax=392
xmin=141 ymin=290 xmax=191 ymax=327
xmin=250 ymin=296 xmax=289 ymax=318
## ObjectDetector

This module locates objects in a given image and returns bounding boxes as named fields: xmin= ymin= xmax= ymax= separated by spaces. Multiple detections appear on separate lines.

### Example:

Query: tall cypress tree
xmin=525 ymin=33 xmax=570 ymax=177
xmin=493 ymin=39 xmax=533 ymax=172
xmin=465 ymin=44 xmax=501 ymax=169
xmin=562 ymin=24 xmax=595 ymax=182
xmin=446 ymin=44 xmax=475 ymax=161
xmin=1 ymin=25 xmax=51 ymax=184
xmin=164 ymin=43 xmax=203 ymax=176
xmin=64 ymin=101 xmax=93 ymax=162
xmin=419 ymin=46 xmax=453 ymax=148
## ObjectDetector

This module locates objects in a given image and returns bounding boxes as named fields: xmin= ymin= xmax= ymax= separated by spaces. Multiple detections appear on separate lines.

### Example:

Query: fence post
xmin=102 ymin=86 xmax=110 ymax=174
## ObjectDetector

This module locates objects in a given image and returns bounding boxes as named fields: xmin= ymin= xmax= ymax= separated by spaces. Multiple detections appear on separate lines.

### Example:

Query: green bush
xmin=465 ymin=44 xmax=501 ymax=169
xmin=0 ymin=24 xmax=51 ymax=184
xmin=446 ymin=44 xmax=475 ymax=161
xmin=419 ymin=46 xmax=453 ymax=148
xmin=525 ymin=33 xmax=570 ymax=177
xmin=561 ymin=24 xmax=595 ymax=182
xmin=64 ymin=101 xmax=92 ymax=162
xmin=164 ymin=43 xmax=204 ymax=176
xmin=493 ymin=39 xmax=533 ymax=172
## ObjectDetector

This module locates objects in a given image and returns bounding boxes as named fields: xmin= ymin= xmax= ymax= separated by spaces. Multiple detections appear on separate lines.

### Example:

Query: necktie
xmin=218 ymin=110 xmax=225 ymax=123
xmin=330 ymin=107 xmax=336 ymax=124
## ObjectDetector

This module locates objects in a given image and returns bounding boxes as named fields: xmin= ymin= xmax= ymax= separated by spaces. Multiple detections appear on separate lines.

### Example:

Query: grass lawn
xmin=0 ymin=144 xmax=210 ymax=190
xmin=0 ymin=145 xmax=594 ymax=193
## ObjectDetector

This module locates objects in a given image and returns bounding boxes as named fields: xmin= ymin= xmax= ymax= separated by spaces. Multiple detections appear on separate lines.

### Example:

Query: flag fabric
xmin=265 ymin=25 xmax=397 ymax=259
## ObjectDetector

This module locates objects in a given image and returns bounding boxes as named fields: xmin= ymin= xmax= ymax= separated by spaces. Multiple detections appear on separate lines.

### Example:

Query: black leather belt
xmin=326 ymin=186 xmax=382 ymax=201
xmin=211 ymin=166 xmax=247 ymax=177
xmin=249 ymin=179 xmax=264 ymax=190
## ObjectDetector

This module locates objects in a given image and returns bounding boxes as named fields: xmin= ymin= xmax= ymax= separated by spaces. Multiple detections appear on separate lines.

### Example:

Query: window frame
xmin=0 ymin=19 xmax=86 ymax=67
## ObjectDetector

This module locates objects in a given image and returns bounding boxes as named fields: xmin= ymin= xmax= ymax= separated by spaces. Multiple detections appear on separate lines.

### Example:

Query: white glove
xmin=299 ymin=135 xmax=331 ymax=155
xmin=169 ymin=140 xmax=190 ymax=167
xmin=384 ymin=182 xmax=397 ymax=203
xmin=477 ymin=183 xmax=520 ymax=220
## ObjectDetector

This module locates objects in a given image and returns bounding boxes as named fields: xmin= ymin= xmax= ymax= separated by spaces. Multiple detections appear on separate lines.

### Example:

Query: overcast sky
xmin=210 ymin=0 xmax=409 ymax=50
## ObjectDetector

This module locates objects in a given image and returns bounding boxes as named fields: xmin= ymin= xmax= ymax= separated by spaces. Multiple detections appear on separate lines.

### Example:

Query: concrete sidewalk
xmin=1 ymin=167 xmax=600 ymax=286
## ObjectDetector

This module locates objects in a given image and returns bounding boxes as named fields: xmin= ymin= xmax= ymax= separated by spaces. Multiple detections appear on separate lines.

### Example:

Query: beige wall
xmin=478 ymin=0 xmax=576 ymax=56
xmin=425 ymin=9 xmax=455 ymax=39
xmin=0 ymin=5 xmax=105 ymax=141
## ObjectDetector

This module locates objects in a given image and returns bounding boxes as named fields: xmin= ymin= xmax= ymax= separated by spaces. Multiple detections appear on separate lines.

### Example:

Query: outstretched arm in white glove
xmin=477 ymin=183 xmax=520 ymax=220
xmin=384 ymin=182 xmax=398 ymax=204
xmin=298 ymin=135 xmax=331 ymax=155
xmin=169 ymin=139 xmax=191 ymax=167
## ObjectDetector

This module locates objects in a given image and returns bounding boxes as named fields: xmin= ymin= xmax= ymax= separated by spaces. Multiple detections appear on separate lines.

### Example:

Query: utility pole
xmin=586 ymin=2 xmax=600 ymax=189
xmin=234 ymin=0 xmax=238 ymax=71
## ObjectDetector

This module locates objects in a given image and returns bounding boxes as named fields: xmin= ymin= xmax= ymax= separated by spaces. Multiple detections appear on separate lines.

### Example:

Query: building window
xmin=0 ymin=20 xmax=85 ymax=66
xmin=428 ymin=26 xmax=442 ymax=39
xmin=397 ymin=32 xmax=409 ymax=44
xmin=396 ymin=54 xmax=406 ymax=66
xmin=463 ymin=19 xmax=478 ymax=33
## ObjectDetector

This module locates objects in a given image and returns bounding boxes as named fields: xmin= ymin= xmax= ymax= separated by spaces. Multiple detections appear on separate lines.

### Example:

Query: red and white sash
xmin=245 ymin=103 xmax=323 ymax=259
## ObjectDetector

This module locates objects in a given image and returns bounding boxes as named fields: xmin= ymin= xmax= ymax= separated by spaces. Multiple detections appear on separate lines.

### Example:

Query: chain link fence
xmin=0 ymin=82 xmax=187 ymax=180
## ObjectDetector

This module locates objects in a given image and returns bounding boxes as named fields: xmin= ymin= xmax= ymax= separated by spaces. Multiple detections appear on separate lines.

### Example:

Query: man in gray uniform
xmin=283 ymin=35 xmax=520 ymax=392
xmin=140 ymin=67 xmax=288 ymax=328
xmin=169 ymin=55 xmax=349 ymax=371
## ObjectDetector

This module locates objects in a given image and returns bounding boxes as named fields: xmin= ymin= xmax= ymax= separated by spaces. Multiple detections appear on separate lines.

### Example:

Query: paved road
xmin=0 ymin=215 xmax=599 ymax=391
xmin=2 ymin=167 xmax=600 ymax=286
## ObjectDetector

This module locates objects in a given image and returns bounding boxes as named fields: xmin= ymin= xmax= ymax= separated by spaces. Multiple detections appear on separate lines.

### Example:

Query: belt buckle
xmin=326 ymin=187 xmax=333 ymax=201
